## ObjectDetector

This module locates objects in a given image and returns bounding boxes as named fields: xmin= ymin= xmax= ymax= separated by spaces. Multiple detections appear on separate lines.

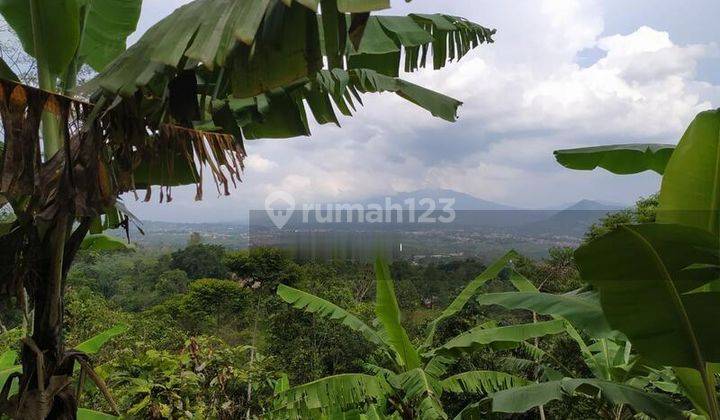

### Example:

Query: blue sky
xmin=123 ymin=0 xmax=720 ymax=222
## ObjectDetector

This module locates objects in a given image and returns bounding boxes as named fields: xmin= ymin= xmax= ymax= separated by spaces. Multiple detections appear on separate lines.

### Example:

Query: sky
xmin=122 ymin=0 xmax=720 ymax=222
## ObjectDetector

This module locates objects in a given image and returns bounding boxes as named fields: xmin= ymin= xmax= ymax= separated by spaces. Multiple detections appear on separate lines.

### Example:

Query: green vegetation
xmin=0 ymin=1 xmax=494 ymax=415
xmin=0 ymin=0 xmax=718 ymax=419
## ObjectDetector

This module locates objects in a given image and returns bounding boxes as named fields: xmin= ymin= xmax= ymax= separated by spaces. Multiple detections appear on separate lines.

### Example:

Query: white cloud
xmin=244 ymin=154 xmax=278 ymax=172
xmin=125 ymin=0 xmax=720 ymax=222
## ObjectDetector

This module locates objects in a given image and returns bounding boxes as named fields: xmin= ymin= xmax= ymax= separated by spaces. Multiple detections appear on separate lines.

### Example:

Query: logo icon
xmin=265 ymin=191 xmax=295 ymax=229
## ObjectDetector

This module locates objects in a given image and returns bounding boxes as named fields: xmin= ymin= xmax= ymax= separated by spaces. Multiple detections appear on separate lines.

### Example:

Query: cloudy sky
xmin=124 ymin=0 xmax=720 ymax=222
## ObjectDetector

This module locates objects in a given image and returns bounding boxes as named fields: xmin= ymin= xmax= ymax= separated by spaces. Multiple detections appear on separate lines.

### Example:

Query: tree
xmin=555 ymin=110 xmax=720 ymax=418
xmin=273 ymin=252 xmax=558 ymax=418
xmin=275 ymin=253 xmax=684 ymax=419
xmin=0 ymin=1 xmax=495 ymax=417
xmin=170 ymin=244 xmax=228 ymax=280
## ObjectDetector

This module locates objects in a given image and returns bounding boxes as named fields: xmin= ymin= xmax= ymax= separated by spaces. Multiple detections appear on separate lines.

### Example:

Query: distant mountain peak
xmin=563 ymin=199 xmax=627 ymax=211
xmin=370 ymin=189 xmax=517 ymax=211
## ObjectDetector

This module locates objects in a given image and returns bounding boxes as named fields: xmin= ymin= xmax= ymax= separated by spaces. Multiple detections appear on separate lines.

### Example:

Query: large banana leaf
xmin=657 ymin=109 xmax=720 ymax=235
xmin=80 ymin=234 xmax=133 ymax=251
xmin=85 ymin=0 xmax=493 ymax=98
xmin=0 ymin=0 xmax=80 ymax=75
xmin=441 ymin=370 xmax=529 ymax=394
xmin=432 ymin=320 xmax=566 ymax=357
xmin=391 ymin=368 xmax=446 ymax=420
xmin=75 ymin=324 xmax=128 ymax=354
xmin=272 ymin=373 xmax=389 ymax=418
xmin=77 ymin=0 xmax=143 ymax=71
xmin=488 ymin=378 xmax=685 ymax=419
xmin=215 ymin=68 xmax=463 ymax=143
xmin=476 ymin=291 xmax=614 ymax=338
xmin=337 ymin=0 xmax=388 ymax=13
xmin=0 ymin=0 xmax=141 ymax=75
xmin=374 ymin=258 xmax=421 ymax=370
xmin=423 ymin=250 xmax=518 ymax=348
xmin=575 ymin=223 xmax=720 ymax=369
xmin=347 ymin=14 xmax=494 ymax=77
xmin=554 ymin=143 xmax=675 ymax=175
xmin=277 ymin=283 xmax=385 ymax=346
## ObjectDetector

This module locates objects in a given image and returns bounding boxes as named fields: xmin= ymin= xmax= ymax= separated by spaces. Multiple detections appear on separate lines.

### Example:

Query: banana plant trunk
xmin=15 ymin=216 xmax=76 ymax=419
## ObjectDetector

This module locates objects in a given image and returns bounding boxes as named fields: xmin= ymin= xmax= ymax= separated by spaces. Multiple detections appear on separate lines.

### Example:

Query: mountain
xmin=519 ymin=199 xmax=627 ymax=236
xmin=562 ymin=199 xmax=627 ymax=212
xmin=360 ymin=188 xmax=517 ymax=211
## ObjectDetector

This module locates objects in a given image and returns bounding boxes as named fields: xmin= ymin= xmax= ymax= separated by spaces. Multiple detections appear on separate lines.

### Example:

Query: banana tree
xmin=273 ymin=252 xmax=571 ymax=418
xmin=0 ymin=325 xmax=127 ymax=419
xmin=554 ymin=109 xmax=720 ymax=419
xmin=0 ymin=0 xmax=496 ymax=417
xmin=473 ymin=269 xmax=687 ymax=419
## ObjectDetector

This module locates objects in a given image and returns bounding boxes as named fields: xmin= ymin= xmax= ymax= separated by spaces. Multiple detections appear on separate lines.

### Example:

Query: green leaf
xmin=489 ymin=379 xmax=685 ymax=419
xmin=441 ymin=370 xmax=529 ymax=394
xmin=575 ymin=223 xmax=720 ymax=368
xmin=391 ymin=368 xmax=447 ymax=419
xmin=0 ymin=365 xmax=20 ymax=397
xmin=0 ymin=0 xmax=81 ymax=75
xmin=423 ymin=250 xmax=519 ymax=347
xmin=337 ymin=0 xmax=389 ymax=13
xmin=508 ymin=270 xmax=538 ymax=292
xmin=75 ymin=324 xmax=128 ymax=354
xmin=657 ymin=109 xmax=720 ymax=235
xmin=274 ymin=373 xmax=389 ymax=417
xmin=77 ymin=408 xmax=118 ymax=420
xmin=0 ymin=56 xmax=19 ymax=81
xmin=80 ymin=234 xmax=132 ymax=251
xmin=674 ymin=367 xmax=712 ymax=416
xmin=392 ymin=368 xmax=442 ymax=401
xmin=0 ymin=350 xmax=16 ymax=369
xmin=77 ymin=0 xmax=142 ymax=71
xmin=277 ymin=283 xmax=385 ymax=347
xmin=489 ymin=380 xmax=563 ymax=414
xmin=433 ymin=320 xmax=566 ymax=356
xmin=476 ymin=291 xmax=615 ymax=338
xmin=554 ymin=143 xmax=675 ymax=175
xmin=374 ymin=258 xmax=421 ymax=369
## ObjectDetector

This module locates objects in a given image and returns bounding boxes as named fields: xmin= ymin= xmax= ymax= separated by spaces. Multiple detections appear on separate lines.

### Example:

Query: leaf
xmin=575 ymin=223 xmax=720 ymax=368
xmin=442 ymin=370 xmax=529 ymax=394
xmin=274 ymin=373 xmax=290 ymax=396
xmin=77 ymin=408 xmax=118 ymax=420
xmin=391 ymin=368 xmax=447 ymax=419
xmin=489 ymin=379 xmax=685 ymax=419
xmin=86 ymin=0 xmax=493 ymax=100
xmin=75 ymin=324 xmax=128 ymax=354
xmin=0 ymin=0 xmax=81 ymax=75
xmin=0 ymin=56 xmax=19 ymax=82
xmin=476 ymin=291 xmax=615 ymax=338
xmin=277 ymin=283 xmax=385 ymax=347
xmin=374 ymin=258 xmax=421 ymax=369
xmin=423 ymin=250 xmax=519 ymax=347
xmin=508 ymin=270 xmax=538 ymax=292
xmin=348 ymin=14 xmax=494 ymax=76
xmin=77 ymin=0 xmax=143 ymax=71
xmin=432 ymin=320 xmax=566 ymax=357
xmin=674 ymin=367 xmax=712 ymax=416
xmin=0 ymin=365 xmax=20 ymax=397
xmin=273 ymin=373 xmax=389 ymax=418
xmin=80 ymin=234 xmax=132 ymax=251
xmin=337 ymin=0 xmax=389 ymax=13
xmin=554 ymin=143 xmax=675 ymax=175
xmin=0 ymin=350 xmax=16 ymax=369
xmin=657 ymin=109 xmax=720 ymax=235
xmin=392 ymin=368 xmax=442 ymax=401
